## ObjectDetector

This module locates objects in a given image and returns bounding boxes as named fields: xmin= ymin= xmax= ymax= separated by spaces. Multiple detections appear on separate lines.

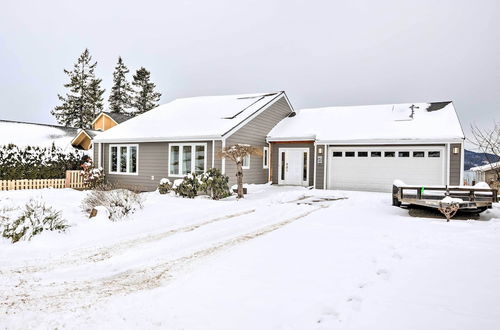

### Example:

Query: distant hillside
xmin=464 ymin=149 xmax=500 ymax=170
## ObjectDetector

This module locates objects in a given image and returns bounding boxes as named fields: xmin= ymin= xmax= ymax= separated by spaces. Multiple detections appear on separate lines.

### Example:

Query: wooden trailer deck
xmin=392 ymin=185 xmax=498 ymax=214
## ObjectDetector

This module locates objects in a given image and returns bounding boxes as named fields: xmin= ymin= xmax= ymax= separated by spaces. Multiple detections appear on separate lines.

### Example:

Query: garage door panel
xmin=328 ymin=146 xmax=445 ymax=192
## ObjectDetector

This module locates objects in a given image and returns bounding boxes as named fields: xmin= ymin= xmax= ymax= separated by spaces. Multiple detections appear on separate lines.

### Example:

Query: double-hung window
xmin=109 ymin=145 xmax=138 ymax=174
xmin=169 ymin=143 xmax=206 ymax=176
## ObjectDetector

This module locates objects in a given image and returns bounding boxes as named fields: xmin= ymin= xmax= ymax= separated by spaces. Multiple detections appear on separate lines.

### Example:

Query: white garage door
xmin=327 ymin=146 xmax=446 ymax=192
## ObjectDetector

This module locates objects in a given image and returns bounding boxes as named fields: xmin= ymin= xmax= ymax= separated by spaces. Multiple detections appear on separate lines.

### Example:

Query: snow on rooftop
xmin=0 ymin=120 xmax=79 ymax=151
xmin=94 ymin=92 xmax=282 ymax=142
xmin=268 ymin=102 xmax=464 ymax=142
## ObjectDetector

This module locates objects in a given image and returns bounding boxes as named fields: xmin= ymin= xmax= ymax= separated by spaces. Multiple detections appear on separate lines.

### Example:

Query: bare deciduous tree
xmin=219 ymin=144 xmax=260 ymax=199
xmin=469 ymin=122 xmax=500 ymax=187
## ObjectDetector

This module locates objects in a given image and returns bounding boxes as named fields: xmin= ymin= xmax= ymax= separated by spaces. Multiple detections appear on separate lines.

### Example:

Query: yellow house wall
xmin=92 ymin=114 xmax=117 ymax=131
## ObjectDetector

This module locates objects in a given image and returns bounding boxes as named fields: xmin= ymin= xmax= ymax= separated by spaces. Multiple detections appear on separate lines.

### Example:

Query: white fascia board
xmin=94 ymin=135 xmax=222 ymax=143
xmin=266 ymin=136 xmax=316 ymax=143
xmin=317 ymin=138 xmax=465 ymax=145
xmin=91 ymin=113 xmax=118 ymax=126
xmin=223 ymin=92 xmax=290 ymax=139
xmin=71 ymin=129 xmax=93 ymax=145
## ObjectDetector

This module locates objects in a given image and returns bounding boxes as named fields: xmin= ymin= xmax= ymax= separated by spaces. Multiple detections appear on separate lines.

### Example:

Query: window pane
xmin=345 ymin=152 xmax=355 ymax=157
xmin=413 ymin=151 xmax=425 ymax=157
xmin=263 ymin=148 xmax=268 ymax=167
xmin=170 ymin=146 xmax=179 ymax=175
xmin=182 ymin=145 xmax=192 ymax=174
xmin=195 ymin=145 xmax=205 ymax=174
xmin=371 ymin=151 xmax=381 ymax=157
xmin=332 ymin=152 xmax=342 ymax=157
xmin=243 ymin=155 xmax=250 ymax=168
xmin=129 ymin=146 xmax=137 ymax=173
xmin=303 ymin=152 xmax=307 ymax=181
xmin=428 ymin=151 xmax=441 ymax=158
xmin=281 ymin=152 xmax=285 ymax=180
xmin=399 ymin=151 xmax=410 ymax=157
xmin=384 ymin=151 xmax=395 ymax=157
xmin=111 ymin=147 xmax=118 ymax=172
xmin=120 ymin=146 xmax=127 ymax=172
xmin=358 ymin=152 xmax=368 ymax=157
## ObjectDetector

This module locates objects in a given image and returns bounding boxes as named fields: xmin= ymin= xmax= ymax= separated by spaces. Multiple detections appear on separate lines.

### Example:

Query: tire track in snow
xmin=1 ymin=205 xmax=327 ymax=315
xmin=4 ymin=209 xmax=256 ymax=275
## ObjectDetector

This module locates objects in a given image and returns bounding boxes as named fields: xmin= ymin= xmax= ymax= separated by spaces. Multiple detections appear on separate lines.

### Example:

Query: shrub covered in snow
xmin=80 ymin=157 xmax=105 ymax=188
xmin=200 ymin=168 xmax=231 ymax=200
xmin=82 ymin=189 xmax=144 ymax=221
xmin=158 ymin=178 xmax=172 ymax=194
xmin=0 ymin=143 xmax=83 ymax=180
xmin=0 ymin=198 xmax=69 ymax=243
xmin=173 ymin=173 xmax=201 ymax=199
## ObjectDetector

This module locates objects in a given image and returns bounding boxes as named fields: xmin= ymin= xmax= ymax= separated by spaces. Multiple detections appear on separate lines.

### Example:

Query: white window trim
xmin=168 ymin=143 xmax=208 ymax=177
xmin=242 ymin=154 xmax=250 ymax=170
xmin=263 ymin=147 xmax=269 ymax=169
xmin=109 ymin=144 xmax=139 ymax=175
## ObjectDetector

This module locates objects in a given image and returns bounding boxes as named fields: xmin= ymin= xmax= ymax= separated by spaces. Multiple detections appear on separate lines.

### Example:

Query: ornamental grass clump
xmin=82 ymin=188 xmax=144 ymax=221
xmin=0 ymin=198 xmax=69 ymax=243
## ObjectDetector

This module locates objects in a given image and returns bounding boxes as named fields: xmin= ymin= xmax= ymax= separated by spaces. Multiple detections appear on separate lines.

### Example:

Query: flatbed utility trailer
xmin=392 ymin=184 xmax=498 ymax=215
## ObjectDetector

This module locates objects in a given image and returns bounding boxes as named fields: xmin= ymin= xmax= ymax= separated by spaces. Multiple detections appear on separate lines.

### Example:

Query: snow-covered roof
xmin=268 ymin=101 xmax=465 ymax=143
xmin=94 ymin=92 xmax=285 ymax=142
xmin=470 ymin=161 xmax=500 ymax=172
xmin=0 ymin=120 xmax=81 ymax=152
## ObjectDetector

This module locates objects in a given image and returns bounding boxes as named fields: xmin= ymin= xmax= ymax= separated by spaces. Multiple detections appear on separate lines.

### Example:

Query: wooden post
xmin=65 ymin=170 xmax=71 ymax=188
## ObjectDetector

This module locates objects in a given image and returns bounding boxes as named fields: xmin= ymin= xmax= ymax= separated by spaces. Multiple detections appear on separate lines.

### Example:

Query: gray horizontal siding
xmin=270 ymin=142 xmax=315 ymax=186
xmin=450 ymin=143 xmax=462 ymax=185
xmin=225 ymin=95 xmax=293 ymax=186
xmin=316 ymin=144 xmax=326 ymax=189
xmin=103 ymin=141 xmax=217 ymax=191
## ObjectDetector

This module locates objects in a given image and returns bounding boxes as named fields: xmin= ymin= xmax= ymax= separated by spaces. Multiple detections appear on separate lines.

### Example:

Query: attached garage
xmin=267 ymin=101 xmax=465 ymax=192
xmin=327 ymin=146 xmax=446 ymax=192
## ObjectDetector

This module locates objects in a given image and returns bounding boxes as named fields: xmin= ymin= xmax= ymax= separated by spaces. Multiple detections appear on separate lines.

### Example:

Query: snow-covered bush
xmin=200 ymin=168 xmax=231 ymax=200
xmin=0 ymin=198 xmax=69 ymax=243
xmin=0 ymin=143 xmax=83 ymax=180
xmin=82 ymin=189 xmax=144 ymax=221
xmin=80 ymin=157 xmax=105 ymax=188
xmin=158 ymin=178 xmax=172 ymax=194
xmin=173 ymin=173 xmax=201 ymax=199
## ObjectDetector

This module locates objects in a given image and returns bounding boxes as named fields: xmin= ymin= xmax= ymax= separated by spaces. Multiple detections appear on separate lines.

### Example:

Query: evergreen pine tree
xmin=130 ymin=67 xmax=161 ymax=116
xmin=87 ymin=77 xmax=105 ymax=118
xmin=108 ymin=57 xmax=133 ymax=114
xmin=51 ymin=49 xmax=105 ymax=128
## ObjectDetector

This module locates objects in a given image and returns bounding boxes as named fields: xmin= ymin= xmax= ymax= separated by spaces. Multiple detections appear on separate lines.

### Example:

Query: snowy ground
xmin=1 ymin=185 xmax=499 ymax=329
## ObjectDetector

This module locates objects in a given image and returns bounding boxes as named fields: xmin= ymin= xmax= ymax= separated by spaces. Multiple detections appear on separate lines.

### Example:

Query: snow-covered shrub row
xmin=158 ymin=178 xmax=172 ymax=194
xmin=81 ymin=189 xmax=144 ymax=221
xmin=169 ymin=169 xmax=231 ymax=200
xmin=0 ymin=143 xmax=83 ymax=180
xmin=0 ymin=198 xmax=69 ymax=243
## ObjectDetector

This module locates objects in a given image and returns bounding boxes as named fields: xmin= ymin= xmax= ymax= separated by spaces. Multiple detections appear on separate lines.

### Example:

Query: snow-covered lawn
xmin=1 ymin=185 xmax=499 ymax=329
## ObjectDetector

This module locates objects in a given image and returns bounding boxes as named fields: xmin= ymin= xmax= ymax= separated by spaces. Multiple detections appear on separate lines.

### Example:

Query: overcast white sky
xmin=0 ymin=0 xmax=498 ymax=140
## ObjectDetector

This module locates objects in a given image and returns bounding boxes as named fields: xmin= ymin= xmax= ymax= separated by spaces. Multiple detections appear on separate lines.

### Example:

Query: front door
xmin=278 ymin=148 xmax=309 ymax=186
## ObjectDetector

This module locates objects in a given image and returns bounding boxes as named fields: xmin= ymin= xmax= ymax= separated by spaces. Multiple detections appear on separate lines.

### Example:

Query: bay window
xmin=109 ymin=145 xmax=138 ymax=174
xmin=169 ymin=143 xmax=206 ymax=176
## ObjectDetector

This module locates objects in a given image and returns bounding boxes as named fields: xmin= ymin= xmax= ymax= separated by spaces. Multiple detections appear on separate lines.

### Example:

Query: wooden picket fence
xmin=0 ymin=170 xmax=86 ymax=191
